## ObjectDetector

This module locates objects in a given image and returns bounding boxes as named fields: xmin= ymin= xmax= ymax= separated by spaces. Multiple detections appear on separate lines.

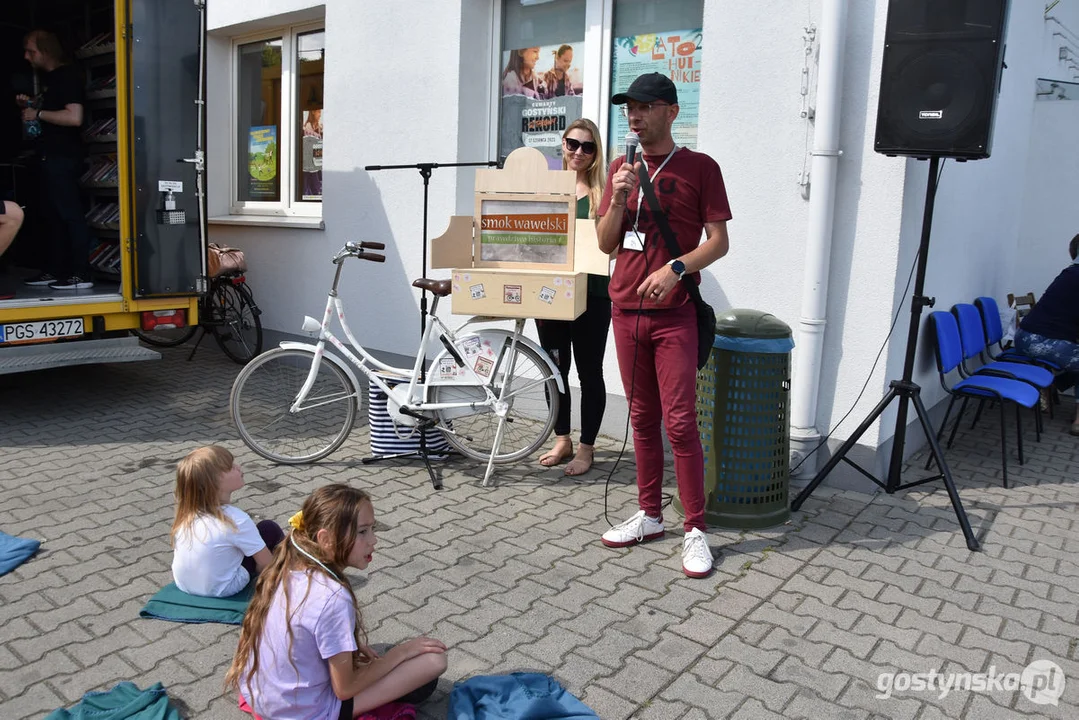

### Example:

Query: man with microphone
xmin=595 ymin=72 xmax=732 ymax=578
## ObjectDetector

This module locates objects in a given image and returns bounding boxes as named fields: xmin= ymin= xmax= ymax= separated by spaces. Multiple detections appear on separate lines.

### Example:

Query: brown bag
xmin=207 ymin=242 xmax=247 ymax=278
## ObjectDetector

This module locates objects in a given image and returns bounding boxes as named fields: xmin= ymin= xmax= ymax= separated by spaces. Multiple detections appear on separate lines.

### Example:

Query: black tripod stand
xmin=359 ymin=160 xmax=500 ymax=489
xmin=790 ymin=156 xmax=980 ymax=551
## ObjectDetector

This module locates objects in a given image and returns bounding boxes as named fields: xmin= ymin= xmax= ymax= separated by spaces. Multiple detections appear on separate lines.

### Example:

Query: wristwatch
xmin=667 ymin=259 xmax=686 ymax=279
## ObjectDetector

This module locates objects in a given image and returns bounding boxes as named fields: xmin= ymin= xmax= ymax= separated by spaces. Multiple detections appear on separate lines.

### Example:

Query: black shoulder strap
xmin=636 ymin=163 xmax=705 ymax=304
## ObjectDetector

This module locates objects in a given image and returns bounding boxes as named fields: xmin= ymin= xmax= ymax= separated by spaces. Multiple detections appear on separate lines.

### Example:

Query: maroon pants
xmin=612 ymin=303 xmax=705 ymax=532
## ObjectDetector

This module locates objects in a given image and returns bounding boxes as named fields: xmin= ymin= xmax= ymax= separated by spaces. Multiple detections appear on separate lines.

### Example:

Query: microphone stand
xmin=360 ymin=160 xmax=501 ymax=489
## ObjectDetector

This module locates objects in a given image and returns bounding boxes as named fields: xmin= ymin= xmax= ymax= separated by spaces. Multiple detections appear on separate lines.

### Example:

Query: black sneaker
xmin=24 ymin=272 xmax=57 ymax=286
xmin=49 ymin=276 xmax=94 ymax=290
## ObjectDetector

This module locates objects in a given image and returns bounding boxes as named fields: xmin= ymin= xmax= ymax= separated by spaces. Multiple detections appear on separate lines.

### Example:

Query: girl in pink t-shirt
xmin=227 ymin=484 xmax=447 ymax=720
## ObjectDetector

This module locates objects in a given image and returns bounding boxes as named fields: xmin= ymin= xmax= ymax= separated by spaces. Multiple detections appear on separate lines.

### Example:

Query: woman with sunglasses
xmin=536 ymin=118 xmax=611 ymax=475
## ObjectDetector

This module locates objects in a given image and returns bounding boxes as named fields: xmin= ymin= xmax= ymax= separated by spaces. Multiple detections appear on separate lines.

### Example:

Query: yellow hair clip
xmin=288 ymin=511 xmax=305 ymax=531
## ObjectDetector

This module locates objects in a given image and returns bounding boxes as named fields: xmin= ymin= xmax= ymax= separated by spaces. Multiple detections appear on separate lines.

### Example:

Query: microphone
xmin=624 ymin=131 xmax=639 ymax=166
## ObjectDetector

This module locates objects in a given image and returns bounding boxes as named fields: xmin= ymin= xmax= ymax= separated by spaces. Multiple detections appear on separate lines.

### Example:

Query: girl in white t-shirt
xmin=170 ymin=446 xmax=283 ymax=597
xmin=226 ymin=484 xmax=447 ymax=720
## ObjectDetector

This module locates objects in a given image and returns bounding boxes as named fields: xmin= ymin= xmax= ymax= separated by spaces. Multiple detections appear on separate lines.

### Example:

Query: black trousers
xmin=36 ymin=154 xmax=92 ymax=279
xmin=536 ymin=293 xmax=612 ymax=445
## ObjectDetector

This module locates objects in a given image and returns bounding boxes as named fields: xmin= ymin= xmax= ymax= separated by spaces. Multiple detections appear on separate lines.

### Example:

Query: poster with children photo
xmin=499 ymin=42 xmax=585 ymax=170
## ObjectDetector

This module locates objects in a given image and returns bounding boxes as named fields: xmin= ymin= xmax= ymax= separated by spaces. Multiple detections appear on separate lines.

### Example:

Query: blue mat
xmin=0 ymin=530 xmax=40 ymax=576
xmin=139 ymin=581 xmax=254 ymax=625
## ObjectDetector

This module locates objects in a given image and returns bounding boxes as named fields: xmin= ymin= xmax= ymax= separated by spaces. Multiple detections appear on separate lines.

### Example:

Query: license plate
xmin=0 ymin=317 xmax=85 ymax=344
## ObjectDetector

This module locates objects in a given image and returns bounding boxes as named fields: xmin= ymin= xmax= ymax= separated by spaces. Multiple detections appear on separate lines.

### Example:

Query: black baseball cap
xmin=611 ymin=72 xmax=678 ymax=105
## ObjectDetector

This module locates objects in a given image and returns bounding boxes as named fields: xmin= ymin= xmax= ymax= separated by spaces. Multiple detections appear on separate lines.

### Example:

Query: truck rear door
xmin=127 ymin=0 xmax=207 ymax=296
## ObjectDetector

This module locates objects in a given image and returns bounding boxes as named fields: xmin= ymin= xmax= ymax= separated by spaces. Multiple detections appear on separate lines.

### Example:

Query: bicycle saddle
xmin=412 ymin=278 xmax=452 ymax=297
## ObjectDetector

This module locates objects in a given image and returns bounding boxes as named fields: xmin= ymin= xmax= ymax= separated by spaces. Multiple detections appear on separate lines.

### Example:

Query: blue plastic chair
xmin=927 ymin=311 xmax=1040 ymax=488
xmin=951 ymin=303 xmax=1053 ymax=432
xmin=974 ymin=296 xmax=1062 ymax=371
xmin=953 ymin=304 xmax=1054 ymax=389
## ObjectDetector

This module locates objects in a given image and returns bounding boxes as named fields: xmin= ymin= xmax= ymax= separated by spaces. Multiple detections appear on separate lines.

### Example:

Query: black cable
xmin=789 ymin=160 xmax=945 ymax=475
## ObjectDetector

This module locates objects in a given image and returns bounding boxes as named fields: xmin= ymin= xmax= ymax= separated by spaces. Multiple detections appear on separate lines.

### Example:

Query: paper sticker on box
xmin=438 ymin=357 xmax=457 ymax=379
xmin=470 ymin=283 xmax=485 ymax=300
xmin=474 ymin=355 xmax=494 ymax=378
xmin=538 ymin=285 xmax=556 ymax=304
xmin=503 ymin=285 xmax=522 ymax=304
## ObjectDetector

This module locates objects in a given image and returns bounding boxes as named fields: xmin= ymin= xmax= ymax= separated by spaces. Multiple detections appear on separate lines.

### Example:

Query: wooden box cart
xmin=430 ymin=147 xmax=610 ymax=321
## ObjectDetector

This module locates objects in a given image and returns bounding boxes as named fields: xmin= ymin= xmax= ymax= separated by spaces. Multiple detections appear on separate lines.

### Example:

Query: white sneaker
xmin=49 ymin=276 xmax=94 ymax=291
xmin=682 ymin=528 xmax=713 ymax=578
xmin=601 ymin=510 xmax=664 ymax=548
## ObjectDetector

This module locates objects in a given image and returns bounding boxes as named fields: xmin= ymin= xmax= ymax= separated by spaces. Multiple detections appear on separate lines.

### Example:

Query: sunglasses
xmin=563 ymin=137 xmax=597 ymax=155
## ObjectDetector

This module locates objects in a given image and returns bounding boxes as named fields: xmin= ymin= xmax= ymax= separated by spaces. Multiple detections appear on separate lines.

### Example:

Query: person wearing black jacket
xmin=17 ymin=29 xmax=93 ymax=291
xmin=1014 ymin=234 xmax=1079 ymax=436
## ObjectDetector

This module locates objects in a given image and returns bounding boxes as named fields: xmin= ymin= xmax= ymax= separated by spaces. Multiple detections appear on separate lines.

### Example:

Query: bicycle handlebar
xmin=336 ymin=242 xmax=388 ymax=264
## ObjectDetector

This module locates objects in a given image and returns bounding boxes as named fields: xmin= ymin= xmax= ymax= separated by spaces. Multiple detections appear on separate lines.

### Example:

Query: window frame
xmin=488 ymin=1 xmax=612 ymax=167
xmin=229 ymin=21 xmax=324 ymax=218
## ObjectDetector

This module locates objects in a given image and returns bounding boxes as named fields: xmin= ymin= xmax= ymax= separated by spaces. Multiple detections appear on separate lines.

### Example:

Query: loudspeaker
xmin=874 ymin=0 xmax=1009 ymax=160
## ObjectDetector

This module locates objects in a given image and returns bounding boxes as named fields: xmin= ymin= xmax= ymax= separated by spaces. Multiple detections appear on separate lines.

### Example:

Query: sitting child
xmin=226 ymin=484 xmax=447 ymax=719
xmin=171 ymin=446 xmax=283 ymax=597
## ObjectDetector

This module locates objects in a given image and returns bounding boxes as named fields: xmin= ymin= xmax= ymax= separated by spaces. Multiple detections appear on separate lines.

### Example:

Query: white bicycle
xmin=229 ymin=242 xmax=563 ymax=484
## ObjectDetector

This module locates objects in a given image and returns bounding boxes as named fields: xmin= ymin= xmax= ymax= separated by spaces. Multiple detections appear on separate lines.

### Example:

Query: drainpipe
xmin=789 ymin=0 xmax=848 ymax=481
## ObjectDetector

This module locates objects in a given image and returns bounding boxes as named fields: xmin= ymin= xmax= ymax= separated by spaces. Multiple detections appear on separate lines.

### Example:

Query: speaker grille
xmin=874 ymin=0 xmax=1009 ymax=160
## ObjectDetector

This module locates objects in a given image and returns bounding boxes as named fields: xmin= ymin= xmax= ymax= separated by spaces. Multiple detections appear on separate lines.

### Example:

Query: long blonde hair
xmin=171 ymin=446 xmax=236 ymax=544
xmin=562 ymin=118 xmax=606 ymax=219
xmin=225 ymin=484 xmax=374 ymax=700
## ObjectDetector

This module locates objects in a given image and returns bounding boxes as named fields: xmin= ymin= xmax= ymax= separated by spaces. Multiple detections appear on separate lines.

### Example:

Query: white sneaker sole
xmin=601 ymin=530 xmax=664 ymax=549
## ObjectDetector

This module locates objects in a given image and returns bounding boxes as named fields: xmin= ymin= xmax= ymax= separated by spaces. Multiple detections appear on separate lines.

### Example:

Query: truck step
xmin=0 ymin=336 xmax=160 ymax=375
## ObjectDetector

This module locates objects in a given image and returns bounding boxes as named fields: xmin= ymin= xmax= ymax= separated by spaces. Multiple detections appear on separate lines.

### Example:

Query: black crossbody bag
xmin=636 ymin=164 xmax=716 ymax=370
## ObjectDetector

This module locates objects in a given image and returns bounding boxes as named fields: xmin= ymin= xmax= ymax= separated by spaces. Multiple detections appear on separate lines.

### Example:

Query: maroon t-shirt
xmin=598 ymin=148 xmax=732 ymax=310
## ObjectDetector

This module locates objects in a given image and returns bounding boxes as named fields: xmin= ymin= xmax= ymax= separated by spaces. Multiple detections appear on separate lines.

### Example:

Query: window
xmin=608 ymin=0 xmax=703 ymax=162
xmin=496 ymin=0 xmax=703 ymax=166
xmin=498 ymin=0 xmax=586 ymax=169
xmin=231 ymin=23 xmax=323 ymax=216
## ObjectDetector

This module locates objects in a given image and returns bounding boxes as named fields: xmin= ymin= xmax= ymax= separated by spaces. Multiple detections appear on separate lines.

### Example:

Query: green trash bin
xmin=677 ymin=309 xmax=794 ymax=529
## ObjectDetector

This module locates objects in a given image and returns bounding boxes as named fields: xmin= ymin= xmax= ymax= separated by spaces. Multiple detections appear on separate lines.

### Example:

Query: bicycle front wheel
xmin=432 ymin=342 xmax=558 ymax=463
xmin=230 ymin=348 xmax=360 ymax=463
xmin=211 ymin=280 xmax=263 ymax=364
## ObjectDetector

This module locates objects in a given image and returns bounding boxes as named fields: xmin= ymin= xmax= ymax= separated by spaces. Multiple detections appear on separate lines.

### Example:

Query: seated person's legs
xmin=0 ymin=201 xmax=25 ymax=298
xmin=352 ymin=642 xmax=447 ymax=715
xmin=0 ymin=200 xmax=23 ymax=257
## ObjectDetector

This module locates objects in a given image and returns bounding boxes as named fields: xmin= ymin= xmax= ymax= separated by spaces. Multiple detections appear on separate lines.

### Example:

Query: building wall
xmin=206 ymin=0 xmax=476 ymax=366
xmin=202 ymin=0 xmax=1071 ymax=473
xmin=1015 ymin=0 xmax=1079 ymax=296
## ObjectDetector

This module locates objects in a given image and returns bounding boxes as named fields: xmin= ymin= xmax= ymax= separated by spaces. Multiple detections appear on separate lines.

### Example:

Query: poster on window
xmin=499 ymin=42 xmax=584 ymax=170
xmin=609 ymin=30 xmax=702 ymax=162
xmin=248 ymin=125 xmax=278 ymax=199
xmin=301 ymin=109 xmax=323 ymax=201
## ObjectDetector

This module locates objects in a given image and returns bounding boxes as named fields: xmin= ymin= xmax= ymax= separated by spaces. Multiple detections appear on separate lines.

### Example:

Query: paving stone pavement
xmin=1 ymin=346 xmax=1077 ymax=719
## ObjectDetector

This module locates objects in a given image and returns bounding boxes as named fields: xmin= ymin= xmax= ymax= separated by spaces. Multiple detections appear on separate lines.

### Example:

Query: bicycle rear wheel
xmin=432 ymin=341 xmax=558 ymax=463
xmin=231 ymin=347 xmax=360 ymax=463
xmin=211 ymin=280 xmax=263 ymax=364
